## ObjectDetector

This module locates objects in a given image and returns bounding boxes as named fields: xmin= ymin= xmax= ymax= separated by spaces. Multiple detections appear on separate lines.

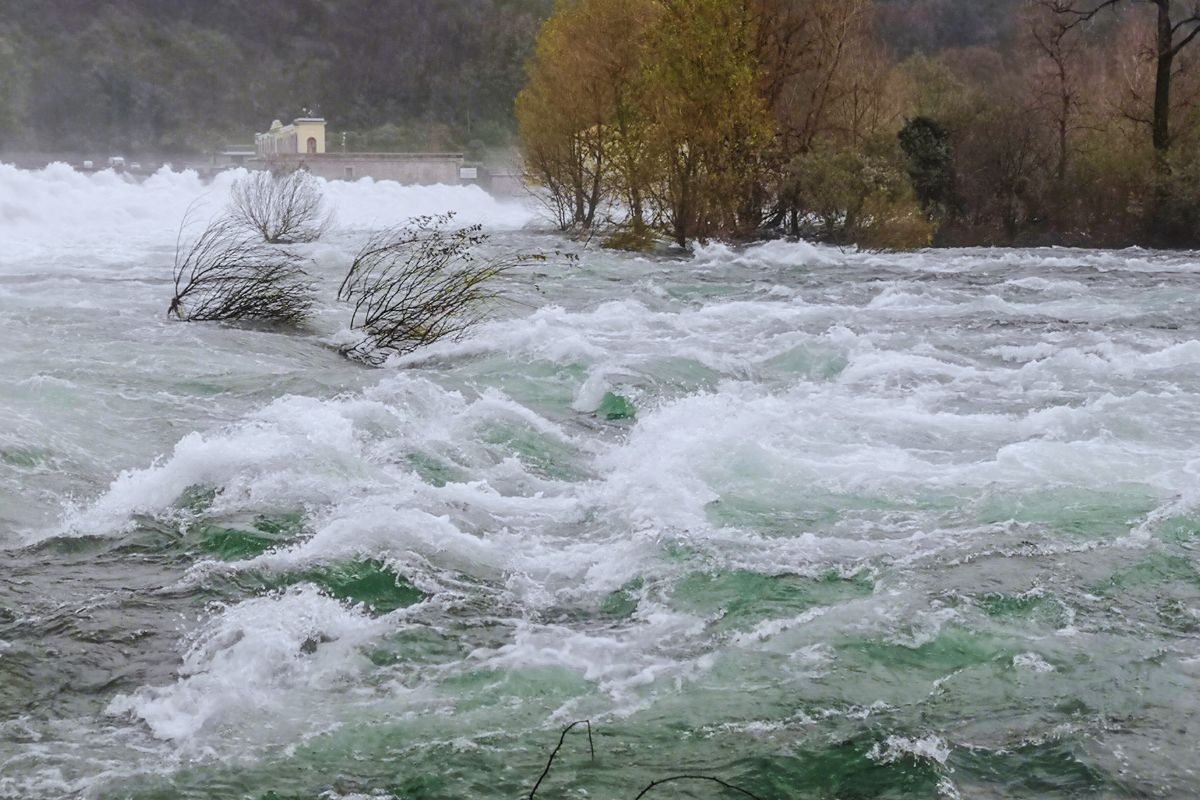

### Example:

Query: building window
xmin=344 ymin=166 xmax=354 ymax=180
xmin=307 ymin=137 xmax=317 ymax=155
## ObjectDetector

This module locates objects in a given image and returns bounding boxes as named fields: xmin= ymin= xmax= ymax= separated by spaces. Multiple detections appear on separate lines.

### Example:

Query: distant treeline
xmin=0 ymin=0 xmax=553 ymax=155
xmin=518 ymin=0 xmax=1200 ymax=249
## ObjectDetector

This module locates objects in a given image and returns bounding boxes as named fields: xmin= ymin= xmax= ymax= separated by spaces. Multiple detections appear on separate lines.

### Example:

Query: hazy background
xmin=0 ymin=0 xmax=1022 ymax=155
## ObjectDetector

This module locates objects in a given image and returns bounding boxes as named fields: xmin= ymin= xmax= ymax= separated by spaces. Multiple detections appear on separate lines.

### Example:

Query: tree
xmin=336 ymin=214 xmax=548 ymax=365
xmin=1027 ymin=0 xmax=1086 ymax=180
xmin=1052 ymin=0 xmax=1200 ymax=155
xmin=516 ymin=0 xmax=654 ymax=231
xmin=898 ymin=116 xmax=956 ymax=218
xmin=641 ymin=0 xmax=774 ymax=244
xmin=227 ymin=169 xmax=334 ymax=245
xmin=753 ymin=0 xmax=902 ymax=234
xmin=169 ymin=219 xmax=315 ymax=324
xmin=755 ymin=0 xmax=880 ymax=154
xmin=786 ymin=137 xmax=934 ymax=248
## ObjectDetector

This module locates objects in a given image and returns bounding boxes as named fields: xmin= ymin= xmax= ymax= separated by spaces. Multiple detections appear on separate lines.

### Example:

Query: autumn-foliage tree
xmin=1042 ymin=0 xmax=1200 ymax=242
xmin=1050 ymin=0 xmax=1200 ymax=156
xmin=518 ymin=0 xmax=925 ymax=248
xmin=516 ymin=0 xmax=655 ymax=231
xmin=516 ymin=0 xmax=1200 ymax=248
xmin=641 ymin=0 xmax=774 ymax=245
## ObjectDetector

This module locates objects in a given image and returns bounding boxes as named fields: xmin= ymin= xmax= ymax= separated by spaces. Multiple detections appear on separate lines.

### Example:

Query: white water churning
xmin=1 ymin=164 xmax=1199 ymax=799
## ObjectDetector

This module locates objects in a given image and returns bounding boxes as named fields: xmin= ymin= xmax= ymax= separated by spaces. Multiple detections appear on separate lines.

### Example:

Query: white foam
xmin=0 ymin=162 xmax=536 ymax=265
xmin=692 ymin=238 xmax=838 ymax=268
xmin=107 ymin=585 xmax=383 ymax=744
xmin=867 ymin=734 xmax=952 ymax=766
xmin=1013 ymin=652 xmax=1056 ymax=673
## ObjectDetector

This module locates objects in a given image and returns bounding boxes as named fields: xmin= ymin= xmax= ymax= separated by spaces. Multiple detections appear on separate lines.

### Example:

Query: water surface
xmin=2 ymin=165 xmax=1199 ymax=799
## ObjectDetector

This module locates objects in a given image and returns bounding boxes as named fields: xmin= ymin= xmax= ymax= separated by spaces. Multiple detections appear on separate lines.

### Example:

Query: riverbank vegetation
xmin=518 ymin=0 xmax=1200 ymax=249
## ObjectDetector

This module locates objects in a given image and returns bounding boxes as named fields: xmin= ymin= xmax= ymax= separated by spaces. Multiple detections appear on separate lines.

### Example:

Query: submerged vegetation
xmin=168 ymin=219 xmax=314 ymax=324
xmin=518 ymin=0 xmax=1200 ymax=249
xmin=527 ymin=720 xmax=766 ymax=800
xmin=170 ymin=182 xmax=548 ymax=365
xmin=338 ymin=214 xmax=551 ymax=366
xmin=168 ymin=169 xmax=327 ymax=324
xmin=228 ymin=169 xmax=333 ymax=245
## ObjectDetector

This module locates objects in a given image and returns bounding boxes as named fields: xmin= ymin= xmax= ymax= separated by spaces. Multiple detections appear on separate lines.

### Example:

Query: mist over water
xmin=2 ymin=165 xmax=1199 ymax=799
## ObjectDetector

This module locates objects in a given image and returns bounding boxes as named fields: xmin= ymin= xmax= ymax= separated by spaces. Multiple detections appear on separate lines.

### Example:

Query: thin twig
xmin=228 ymin=168 xmax=334 ymax=244
xmin=528 ymin=720 xmax=594 ymax=800
xmin=337 ymin=212 xmax=552 ymax=365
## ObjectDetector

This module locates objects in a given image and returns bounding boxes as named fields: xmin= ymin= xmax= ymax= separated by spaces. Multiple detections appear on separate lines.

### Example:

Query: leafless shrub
xmin=228 ymin=168 xmax=334 ymax=244
xmin=168 ymin=217 xmax=315 ymax=324
xmin=336 ymin=213 xmax=548 ymax=366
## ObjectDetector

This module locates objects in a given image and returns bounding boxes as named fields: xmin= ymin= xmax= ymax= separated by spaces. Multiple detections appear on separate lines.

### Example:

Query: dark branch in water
xmin=337 ymin=212 xmax=554 ymax=366
xmin=168 ymin=216 xmax=315 ymax=324
xmin=528 ymin=720 xmax=594 ymax=800
xmin=228 ymin=168 xmax=333 ymax=244
xmin=528 ymin=720 xmax=765 ymax=800
xmin=632 ymin=775 xmax=766 ymax=800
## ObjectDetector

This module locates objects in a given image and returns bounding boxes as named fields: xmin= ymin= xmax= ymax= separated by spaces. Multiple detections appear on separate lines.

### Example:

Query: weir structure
xmin=254 ymin=117 xmax=465 ymax=185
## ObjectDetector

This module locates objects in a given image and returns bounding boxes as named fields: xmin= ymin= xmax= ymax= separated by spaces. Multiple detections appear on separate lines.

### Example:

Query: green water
xmin=3 ymin=216 xmax=1200 ymax=799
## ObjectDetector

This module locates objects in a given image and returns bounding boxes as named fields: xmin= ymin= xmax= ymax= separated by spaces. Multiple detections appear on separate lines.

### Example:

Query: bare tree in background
xmin=1029 ymin=0 xmax=1087 ymax=180
xmin=1051 ymin=0 xmax=1200 ymax=155
xmin=228 ymin=168 xmax=334 ymax=244
xmin=337 ymin=213 xmax=548 ymax=366
xmin=169 ymin=218 xmax=315 ymax=324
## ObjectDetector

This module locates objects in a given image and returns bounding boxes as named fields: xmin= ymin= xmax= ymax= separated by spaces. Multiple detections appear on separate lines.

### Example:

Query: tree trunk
xmin=1057 ymin=59 xmax=1070 ymax=180
xmin=1153 ymin=0 xmax=1173 ymax=153
xmin=630 ymin=185 xmax=645 ymax=233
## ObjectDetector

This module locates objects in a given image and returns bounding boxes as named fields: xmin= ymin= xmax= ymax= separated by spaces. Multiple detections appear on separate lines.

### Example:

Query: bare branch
xmin=336 ymin=213 xmax=563 ymax=366
xmin=1170 ymin=11 xmax=1200 ymax=36
xmin=528 ymin=720 xmax=594 ymax=800
xmin=1168 ymin=18 xmax=1200 ymax=56
xmin=1050 ymin=0 xmax=1124 ymax=33
xmin=228 ymin=168 xmax=334 ymax=244
xmin=168 ymin=216 xmax=315 ymax=324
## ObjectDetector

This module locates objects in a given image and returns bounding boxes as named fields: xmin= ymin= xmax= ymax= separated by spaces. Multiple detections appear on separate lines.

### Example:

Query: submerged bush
xmin=228 ymin=168 xmax=333 ymax=244
xmin=168 ymin=218 xmax=315 ymax=324
xmin=337 ymin=213 xmax=544 ymax=366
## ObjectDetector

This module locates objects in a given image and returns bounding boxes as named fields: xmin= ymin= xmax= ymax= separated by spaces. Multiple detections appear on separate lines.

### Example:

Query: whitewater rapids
xmin=1 ymin=164 xmax=1199 ymax=799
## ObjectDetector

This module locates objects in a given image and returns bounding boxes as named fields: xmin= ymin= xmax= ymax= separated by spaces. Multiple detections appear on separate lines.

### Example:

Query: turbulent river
xmin=1 ymin=164 xmax=1199 ymax=800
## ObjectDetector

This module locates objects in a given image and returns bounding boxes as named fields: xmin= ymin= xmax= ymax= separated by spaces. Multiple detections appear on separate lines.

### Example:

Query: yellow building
xmin=255 ymin=117 xmax=327 ymax=158
xmin=252 ymin=115 xmax=465 ymax=185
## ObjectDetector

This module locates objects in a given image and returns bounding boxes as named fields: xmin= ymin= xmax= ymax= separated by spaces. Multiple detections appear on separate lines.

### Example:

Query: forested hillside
xmin=0 ymin=0 xmax=1052 ymax=155
xmin=874 ymin=0 xmax=1024 ymax=54
xmin=0 ymin=0 xmax=553 ymax=153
